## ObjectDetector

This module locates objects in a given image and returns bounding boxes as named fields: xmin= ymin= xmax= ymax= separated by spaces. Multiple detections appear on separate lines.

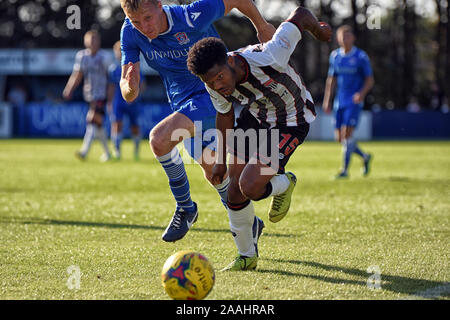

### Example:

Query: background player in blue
xmin=322 ymin=25 xmax=375 ymax=179
xmin=108 ymin=41 xmax=145 ymax=161
xmin=119 ymin=0 xmax=275 ymax=242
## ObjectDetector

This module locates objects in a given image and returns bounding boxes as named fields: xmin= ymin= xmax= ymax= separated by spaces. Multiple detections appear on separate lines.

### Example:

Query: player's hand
xmin=211 ymin=163 xmax=227 ymax=185
xmin=353 ymin=92 xmax=363 ymax=104
xmin=322 ymin=102 xmax=332 ymax=114
xmin=124 ymin=62 xmax=139 ymax=90
xmin=257 ymin=23 xmax=276 ymax=43
xmin=312 ymin=22 xmax=332 ymax=42
xmin=62 ymin=88 xmax=72 ymax=101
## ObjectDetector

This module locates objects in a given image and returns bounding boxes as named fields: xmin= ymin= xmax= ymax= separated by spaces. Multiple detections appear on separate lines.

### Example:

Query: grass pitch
xmin=0 ymin=139 xmax=449 ymax=300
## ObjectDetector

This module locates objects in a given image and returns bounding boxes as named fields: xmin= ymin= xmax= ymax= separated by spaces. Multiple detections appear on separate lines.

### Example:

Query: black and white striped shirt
xmin=73 ymin=49 xmax=111 ymax=102
xmin=206 ymin=21 xmax=316 ymax=128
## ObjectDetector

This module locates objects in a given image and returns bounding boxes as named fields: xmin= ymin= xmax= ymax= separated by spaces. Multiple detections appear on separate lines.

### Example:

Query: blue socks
xmin=342 ymin=137 xmax=367 ymax=173
xmin=132 ymin=134 xmax=140 ymax=156
xmin=112 ymin=132 xmax=123 ymax=158
xmin=158 ymin=148 xmax=230 ymax=211
xmin=157 ymin=148 xmax=195 ymax=212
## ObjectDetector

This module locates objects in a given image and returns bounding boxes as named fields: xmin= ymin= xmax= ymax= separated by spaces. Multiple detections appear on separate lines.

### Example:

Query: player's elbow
xmin=123 ymin=94 xmax=137 ymax=103
xmin=289 ymin=6 xmax=314 ymax=30
xmin=223 ymin=0 xmax=244 ymax=15
xmin=122 ymin=93 xmax=136 ymax=103
xmin=120 ymin=82 xmax=138 ymax=103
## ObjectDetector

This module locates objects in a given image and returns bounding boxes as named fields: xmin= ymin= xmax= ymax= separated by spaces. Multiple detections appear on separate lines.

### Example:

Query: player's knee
xmin=334 ymin=130 xmax=341 ymax=142
xmin=239 ymin=178 xmax=260 ymax=201
xmin=227 ymin=180 xmax=244 ymax=203
xmin=203 ymin=170 xmax=214 ymax=185
xmin=149 ymin=128 xmax=165 ymax=155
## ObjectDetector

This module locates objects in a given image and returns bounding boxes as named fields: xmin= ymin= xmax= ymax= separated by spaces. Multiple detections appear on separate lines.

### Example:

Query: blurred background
xmin=0 ymin=0 xmax=449 ymax=140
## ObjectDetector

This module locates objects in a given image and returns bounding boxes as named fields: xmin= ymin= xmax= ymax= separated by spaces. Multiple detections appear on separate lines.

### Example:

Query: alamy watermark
xmin=66 ymin=5 xmax=81 ymax=30
xmin=367 ymin=265 xmax=382 ymax=290
xmin=366 ymin=5 xmax=382 ymax=30
xmin=171 ymin=121 xmax=281 ymax=176
xmin=67 ymin=265 xmax=81 ymax=290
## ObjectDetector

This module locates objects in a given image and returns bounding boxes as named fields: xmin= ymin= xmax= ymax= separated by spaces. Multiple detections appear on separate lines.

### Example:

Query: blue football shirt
xmin=120 ymin=0 xmax=225 ymax=112
xmin=328 ymin=47 xmax=373 ymax=109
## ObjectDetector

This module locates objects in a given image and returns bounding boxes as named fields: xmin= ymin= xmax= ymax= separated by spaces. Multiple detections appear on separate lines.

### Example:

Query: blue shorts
xmin=334 ymin=105 xmax=361 ymax=129
xmin=175 ymin=91 xmax=217 ymax=160
xmin=111 ymin=101 xmax=140 ymax=126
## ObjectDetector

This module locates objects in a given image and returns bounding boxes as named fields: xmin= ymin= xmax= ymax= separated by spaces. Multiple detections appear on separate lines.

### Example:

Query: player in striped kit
xmin=63 ymin=30 xmax=112 ymax=162
xmin=187 ymin=6 xmax=331 ymax=270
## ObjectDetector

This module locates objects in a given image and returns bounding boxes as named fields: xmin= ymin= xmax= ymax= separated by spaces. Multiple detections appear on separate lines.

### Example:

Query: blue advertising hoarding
xmin=14 ymin=102 xmax=172 ymax=138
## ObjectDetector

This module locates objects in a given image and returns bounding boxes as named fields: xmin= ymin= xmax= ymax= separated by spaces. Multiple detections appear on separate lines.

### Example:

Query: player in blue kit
xmin=119 ymin=0 xmax=275 ymax=242
xmin=108 ymin=41 xmax=144 ymax=161
xmin=323 ymin=25 xmax=374 ymax=178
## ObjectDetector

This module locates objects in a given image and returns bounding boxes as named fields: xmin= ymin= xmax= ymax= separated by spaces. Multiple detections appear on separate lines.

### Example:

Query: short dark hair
xmin=187 ymin=37 xmax=228 ymax=76
xmin=337 ymin=25 xmax=353 ymax=36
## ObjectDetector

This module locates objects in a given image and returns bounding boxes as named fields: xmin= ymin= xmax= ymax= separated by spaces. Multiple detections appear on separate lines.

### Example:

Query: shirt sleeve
xmin=263 ymin=21 xmax=302 ymax=69
xmin=206 ymin=86 xmax=232 ymax=114
xmin=73 ymin=50 xmax=83 ymax=72
xmin=102 ymin=51 xmax=113 ymax=72
xmin=359 ymin=50 xmax=373 ymax=77
xmin=120 ymin=20 xmax=140 ymax=65
xmin=182 ymin=0 xmax=225 ymax=32
xmin=328 ymin=51 xmax=337 ymax=77
xmin=108 ymin=65 xmax=116 ymax=84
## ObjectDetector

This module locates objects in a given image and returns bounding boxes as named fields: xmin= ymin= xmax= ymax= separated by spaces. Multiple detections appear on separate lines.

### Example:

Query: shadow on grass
xmin=259 ymin=258 xmax=450 ymax=299
xmin=372 ymin=176 xmax=450 ymax=185
xmin=0 ymin=216 xmax=296 ymax=238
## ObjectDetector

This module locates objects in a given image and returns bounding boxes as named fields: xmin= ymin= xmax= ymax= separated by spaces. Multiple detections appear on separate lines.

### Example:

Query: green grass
xmin=0 ymin=139 xmax=449 ymax=300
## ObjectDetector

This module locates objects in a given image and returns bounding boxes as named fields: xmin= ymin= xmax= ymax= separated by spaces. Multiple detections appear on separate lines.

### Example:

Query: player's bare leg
xmin=130 ymin=124 xmax=141 ymax=161
xmin=336 ymin=126 xmax=350 ymax=178
xmin=342 ymin=126 xmax=372 ymax=177
xmin=90 ymin=110 xmax=111 ymax=162
xmin=196 ymin=147 xmax=230 ymax=208
xmin=77 ymin=109 xmax=111 ymax=162
xmin=221 ymin=156 xmax=264 ymax=271
xmin=239 ymin=160 xmax=297 ymax=223
xmin=111 ymin=120 xmax=123 ymax=159
xmin=335 ymin=128 xmax=342 ymax=143
xmin=150 ymin=112 xmax=198 ymax=242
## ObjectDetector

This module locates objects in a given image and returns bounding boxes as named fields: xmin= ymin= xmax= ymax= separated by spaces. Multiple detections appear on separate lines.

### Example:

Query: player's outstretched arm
xmin=120 ymin=62 xmax=140 ymax=103
xmin=286 ymin=6 xmax=331 ymax=42
xmin=353 ymin=76 xmax=374 ymax=104
xmin=323 ymin=76 xmax=336 ymax=113
xmin=223 ymin=0 xmax=276 ymax=43
xmin=62 ymin=70 xmax=83 ymax=100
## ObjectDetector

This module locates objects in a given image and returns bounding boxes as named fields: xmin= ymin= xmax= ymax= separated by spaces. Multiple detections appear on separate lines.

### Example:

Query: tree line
xmin=1 ymin=0 xmax=449 ymax=110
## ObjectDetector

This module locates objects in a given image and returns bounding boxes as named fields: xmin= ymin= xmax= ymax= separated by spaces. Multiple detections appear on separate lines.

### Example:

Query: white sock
xmin=228 ymin=201 xmax=256 ymax=257
xmin=96 ymin=127 xmax=111 ymax=157
xmin=214 ymin=176 xmax=230 ymax=208
xmin=80 ymin=123 xmax=95 ymax=156
xmin=269 ymin=174 xmax=290 ymax=196
xmin=132 ymin=134 xmax=140 ymax=155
